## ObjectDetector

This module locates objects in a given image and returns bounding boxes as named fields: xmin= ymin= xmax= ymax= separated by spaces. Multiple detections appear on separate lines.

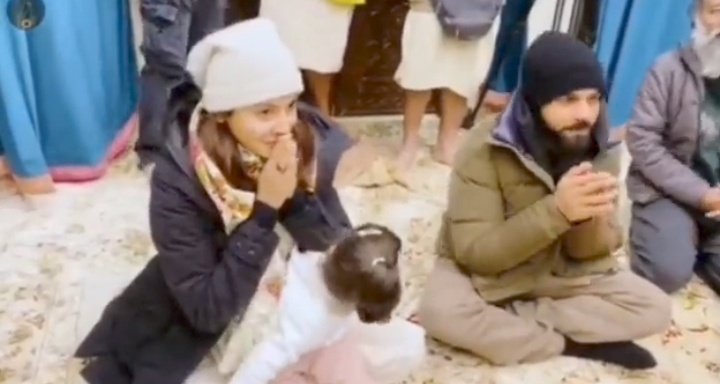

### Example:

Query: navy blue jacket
xmin=75 ymin=103 xmax=352 ymax=384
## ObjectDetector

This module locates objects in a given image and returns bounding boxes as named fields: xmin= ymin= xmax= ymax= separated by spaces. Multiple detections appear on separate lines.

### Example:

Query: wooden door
xmin=228 ymin=0 xmax=408 ymax=116
xmin=228 ymin=0 xmax=259 ymax=21
xmin=333 ymin=0 xmax=408 ymax=116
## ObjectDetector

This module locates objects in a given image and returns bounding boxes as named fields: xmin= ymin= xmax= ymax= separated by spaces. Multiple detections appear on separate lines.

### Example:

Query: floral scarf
xmin=193 ymin=143 xmax=263 ymax=230
xmin=189 ymin=109 xmax=294 ymax=375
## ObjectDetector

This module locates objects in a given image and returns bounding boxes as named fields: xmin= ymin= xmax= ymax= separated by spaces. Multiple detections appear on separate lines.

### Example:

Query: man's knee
xmin=630 ymin=199 xmax=698 ymax=293
xmin=417 ymin=269 xmax=555 ymax=365
xmin=641 ymin=285 xmax=672 ymax=334
xmin=416 ymin=261 xmax=477 ymax=347
xmin=630 ymin=238 xmax=696 ymax=293
xmin=418 ymin=297 xmax=517 ymax=365
xmin=621 ymin=274 xmax=673 ymax=337
xmin=417 ymin=287 xmax=450 ymax=339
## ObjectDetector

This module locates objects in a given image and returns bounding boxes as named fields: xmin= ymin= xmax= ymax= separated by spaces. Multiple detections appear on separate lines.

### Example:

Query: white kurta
xmin=260 ymin=0 xmax=355 ymax=73
xmin=394 ymin=1 xmax=501 ymax=107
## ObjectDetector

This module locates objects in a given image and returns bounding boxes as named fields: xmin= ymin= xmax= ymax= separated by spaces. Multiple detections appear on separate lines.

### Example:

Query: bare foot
xmin=432 ymin=149 xmax=454 ymax=166
xmin=434 ymin=133 xmax=461 ymax=166
xmin=396 ymin=140 xmax=422 ymax=171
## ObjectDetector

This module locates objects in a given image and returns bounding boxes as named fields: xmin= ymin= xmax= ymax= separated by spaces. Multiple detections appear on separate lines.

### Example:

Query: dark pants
xmin=630 ymin=198 xmax=720 ymax=294
xmin=136 ymin=0 xmax=225 ymax=165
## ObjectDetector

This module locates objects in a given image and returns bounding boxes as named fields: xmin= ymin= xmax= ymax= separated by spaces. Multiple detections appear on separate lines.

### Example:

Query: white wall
xmin=527 ymin=0 xmax=577 ymax=45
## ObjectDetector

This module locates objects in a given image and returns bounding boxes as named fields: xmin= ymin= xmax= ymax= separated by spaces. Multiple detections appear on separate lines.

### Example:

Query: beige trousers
xmin=418 ymin=258 xmax=671 ymax=365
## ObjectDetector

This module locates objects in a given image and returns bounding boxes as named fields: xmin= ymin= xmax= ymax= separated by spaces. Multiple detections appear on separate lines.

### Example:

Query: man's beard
xmin=555 ymin=121 xmax=593 ymax=155
xmin=693 ymin=20 xmax=720 ymax=78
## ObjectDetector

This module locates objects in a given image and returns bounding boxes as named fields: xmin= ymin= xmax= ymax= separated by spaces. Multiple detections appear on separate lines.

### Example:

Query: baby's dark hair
xmin=322 ymin=223 xmax=402 ymax=323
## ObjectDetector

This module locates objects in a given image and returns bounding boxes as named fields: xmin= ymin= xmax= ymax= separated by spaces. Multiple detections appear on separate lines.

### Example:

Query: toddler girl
xmin=228 ymin=224 xmax=426 ymax=384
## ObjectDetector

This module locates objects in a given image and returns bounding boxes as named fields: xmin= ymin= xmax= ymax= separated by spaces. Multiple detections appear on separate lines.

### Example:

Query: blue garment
xmin=488 ymin=0 xmax=535 ymax=93
xmin=0 ymin=0 xmax=138 ymax=178
xmin=596 ymin=0 xmax=694 ymax=127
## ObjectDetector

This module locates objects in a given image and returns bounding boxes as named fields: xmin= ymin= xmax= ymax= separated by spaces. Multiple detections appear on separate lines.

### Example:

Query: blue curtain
xmin=596 ymin=0 xmax=694 ymax=127
xmin=0 ymin=0 xmax=138 ymax=179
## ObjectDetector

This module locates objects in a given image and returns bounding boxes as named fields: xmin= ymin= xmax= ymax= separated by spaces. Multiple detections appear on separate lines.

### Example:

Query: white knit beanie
xmin=186 ymin=18 xmax=304 ymax=113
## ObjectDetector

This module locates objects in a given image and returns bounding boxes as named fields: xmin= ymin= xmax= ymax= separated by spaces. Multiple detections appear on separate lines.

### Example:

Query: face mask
xmin=693 ymin=17 xmax=720 ymax=78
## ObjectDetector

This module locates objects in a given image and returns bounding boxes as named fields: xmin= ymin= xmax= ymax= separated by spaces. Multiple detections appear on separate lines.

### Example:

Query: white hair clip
xmin=371 ymin=257 xmax=387 ymax=267
xmin=357 ymin=228 xmax=383 ymax=237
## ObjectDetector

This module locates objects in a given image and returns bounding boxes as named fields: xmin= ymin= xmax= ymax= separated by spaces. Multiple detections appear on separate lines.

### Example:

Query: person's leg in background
xmin=258 ymin=0 xmax=354 ymax=117
xmin=188 ymin=0 xmax=226 ymax=51
xmin=485 ymin=0 xmax=535 ymax=112
xmin=434 ymin=89 xmax=467 ymax=165
xmin=136 ymin=0 xmax=224 ymax=169
xmin=305 ymin=71 xmax=335 ymax=116
xmin=397 ymin=90 xmax=432 ymax=170
xmin=136 ymin=0 xmax=194 ymax=168
xmin=629 ymin=198 xmax=700 ymax=293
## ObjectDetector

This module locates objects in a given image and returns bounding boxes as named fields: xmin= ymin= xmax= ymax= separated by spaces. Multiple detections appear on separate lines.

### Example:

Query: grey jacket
xmin=626 ymin=45 xmax=710 ymax=209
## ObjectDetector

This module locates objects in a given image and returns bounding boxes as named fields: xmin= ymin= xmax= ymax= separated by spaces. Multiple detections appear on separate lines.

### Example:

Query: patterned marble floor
xmin=1 ymin=120 xmax=719 ymax=384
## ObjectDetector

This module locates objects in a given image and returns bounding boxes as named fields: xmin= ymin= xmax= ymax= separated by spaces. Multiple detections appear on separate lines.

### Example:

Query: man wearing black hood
xmin=417 ymin=32 xmax=671 ymax=369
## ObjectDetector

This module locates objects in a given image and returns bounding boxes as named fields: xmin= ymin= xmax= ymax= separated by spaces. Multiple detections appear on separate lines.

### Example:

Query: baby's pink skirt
xmin=272 ymin=319 xmax=425 ymax=384
xmin=272 ymin=332 xmax=376 ymax=384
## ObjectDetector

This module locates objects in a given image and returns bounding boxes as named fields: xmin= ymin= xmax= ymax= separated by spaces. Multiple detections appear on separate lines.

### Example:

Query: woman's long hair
xmin=166 ymin=72 xmax=315 ymax=190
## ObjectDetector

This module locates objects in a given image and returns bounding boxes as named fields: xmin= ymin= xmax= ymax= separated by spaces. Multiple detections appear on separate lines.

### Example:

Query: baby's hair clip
xmin=357 ymin=228 xmax=383 ymax=237
xmin=371 ymin=257 xmax=387 ymax=267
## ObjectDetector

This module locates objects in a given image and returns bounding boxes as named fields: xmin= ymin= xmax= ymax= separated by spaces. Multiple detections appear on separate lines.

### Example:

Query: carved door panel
xmin=228 ymin=0 xmax=259 ymax=21
xmin=333 ymin=0 xmax=408 ymax=116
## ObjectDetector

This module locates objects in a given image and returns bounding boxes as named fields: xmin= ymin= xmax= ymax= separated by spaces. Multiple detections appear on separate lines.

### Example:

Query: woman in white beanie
xmin=74 ymin=18 xmax=356 ymax=384
xmin=259 ymin=0 xmax=358 ymax=116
